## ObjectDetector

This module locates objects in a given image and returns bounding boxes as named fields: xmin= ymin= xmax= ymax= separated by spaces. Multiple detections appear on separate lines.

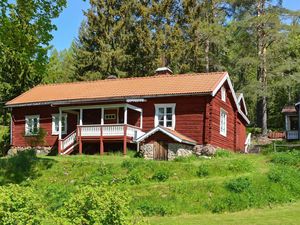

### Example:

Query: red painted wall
xmin=11 ymin=85 xmax=247 ymax=151
xmin=12 ymin=106 xmax=77 ymax=147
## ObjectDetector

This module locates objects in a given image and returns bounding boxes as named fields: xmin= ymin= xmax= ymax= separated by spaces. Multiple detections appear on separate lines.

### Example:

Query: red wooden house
xmin=6 ymin=68 xmax=250 ymax=160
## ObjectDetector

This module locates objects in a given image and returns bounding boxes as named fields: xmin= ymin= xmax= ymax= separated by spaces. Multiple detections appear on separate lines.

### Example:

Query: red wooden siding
xmin=131 ymin=96 xmax=206 ymax=144
xmin=11 ymin=87 xmax=247 ymax=151
xmin=209 ymin=82 xmax=246 ymax=151
xmin=12 ymin=106 xmax=77 ymax=147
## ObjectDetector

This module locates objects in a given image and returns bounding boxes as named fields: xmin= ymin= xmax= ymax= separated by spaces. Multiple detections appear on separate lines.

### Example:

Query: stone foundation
xmin=7 ymin=146 xmax=52 ymax=156
xmin=140 ymin=143 xmax=154 ymax=160
xmin=139 ymin=142 xmax=194 ymax=160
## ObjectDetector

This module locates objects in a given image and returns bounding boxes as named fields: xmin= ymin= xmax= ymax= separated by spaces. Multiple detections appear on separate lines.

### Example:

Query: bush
xmin=127 ymin=170 xmax=142 ymax=185
xmin=0 ymin=126 xmax=10 ymax=156
xmin=270 ymin=152 xmax=300 ymax=167
xmin=24 ymin=128 xmax=47 ymax=147
xmin=226 ymin=159 xmax=252 ymax=173
xmin=59 ymin=186 xmax=131 ymax=225
xmin=0 ymin=184 xmax=46 ymax=224
xmin=151 ymin=170 xmax=170 ymax=182
xmin=225 ymin=177 xmax=251 ymax=193
xmin=196 ymin=164 xmax=209 ymax=177
xmin=137 ymin=201 xmax=171 ymax=216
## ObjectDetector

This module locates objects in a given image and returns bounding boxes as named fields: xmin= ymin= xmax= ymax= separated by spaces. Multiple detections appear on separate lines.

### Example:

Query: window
xmin=221 ymin=86 xmax=226 ymax=102
xmin=104 ymin=114 xmax=116 ymax=120
xmin=220 ymin=109 xmax=227 ymax=136
xmin=52 ymin=114 xmax=67 ymax=135
xmin=25 ymin=115 xmax=40 ymax=136
xmin=155 ymin=104 xmax=176 ymax=129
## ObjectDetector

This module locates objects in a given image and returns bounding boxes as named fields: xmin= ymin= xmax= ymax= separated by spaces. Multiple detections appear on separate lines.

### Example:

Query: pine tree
xmin=74 ymin=0 xmax=134 ymax=80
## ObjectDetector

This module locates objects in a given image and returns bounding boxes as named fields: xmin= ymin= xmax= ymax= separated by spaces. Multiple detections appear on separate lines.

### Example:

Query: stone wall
xmin=139 ymin=142 xmax=194 ymax=160
xmin=7 ymin=146 xmax=52 ymax=156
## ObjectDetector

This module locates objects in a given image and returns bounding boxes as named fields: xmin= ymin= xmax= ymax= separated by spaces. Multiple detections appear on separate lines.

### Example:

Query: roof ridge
xmin=35 ymin=71 xmax=228 ymax=88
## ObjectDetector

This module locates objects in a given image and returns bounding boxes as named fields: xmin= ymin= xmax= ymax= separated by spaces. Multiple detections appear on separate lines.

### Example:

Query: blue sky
xmin=50 ymin=0 xmax=300 ymax=51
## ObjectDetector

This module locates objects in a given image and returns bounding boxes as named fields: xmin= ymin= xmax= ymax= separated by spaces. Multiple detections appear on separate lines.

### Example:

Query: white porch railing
xmin=61 ymin=130 xmax=77 ymax=151
xmin=286 ymin=130 xmax=299 ymax=140
xmin=78 ymin=124 xmax=145 ymax=140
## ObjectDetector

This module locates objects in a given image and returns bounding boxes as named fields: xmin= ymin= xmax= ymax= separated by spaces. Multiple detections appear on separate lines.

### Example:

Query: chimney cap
xmin=155 ymin=67 xmax=173 ymax=75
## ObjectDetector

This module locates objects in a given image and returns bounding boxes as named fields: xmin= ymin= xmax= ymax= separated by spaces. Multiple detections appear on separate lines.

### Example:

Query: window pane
xmin=158 ymin=108 xmax=164 ymax=114
xmin=166 ymin=114 xmax=172 ymax=120
xmin=166 ymin=121 xmax=172 ymax=127
xmin=158 ymin=115 xmax=164 ymax=121
xmin=159 ymin=121 xmax=164 ymax=126
xmin=166 ymin=107 xmax=172 ymax=114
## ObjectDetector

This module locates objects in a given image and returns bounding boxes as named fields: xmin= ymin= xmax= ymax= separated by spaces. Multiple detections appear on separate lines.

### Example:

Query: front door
xmin=153 ymin=141 xmax=168 ymax=160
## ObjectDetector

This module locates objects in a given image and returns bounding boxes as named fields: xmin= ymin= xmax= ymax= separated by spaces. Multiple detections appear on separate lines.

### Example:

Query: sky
xmin=50 ymin=0 xmax=300 ymax=51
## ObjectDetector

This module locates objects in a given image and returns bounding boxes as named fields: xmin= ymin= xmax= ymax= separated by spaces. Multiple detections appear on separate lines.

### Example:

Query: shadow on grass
xmin=0 ymin=149 xmax=55 ymax=185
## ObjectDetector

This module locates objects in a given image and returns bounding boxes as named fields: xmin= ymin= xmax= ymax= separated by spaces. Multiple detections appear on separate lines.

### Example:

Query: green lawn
xmin=0 ymin=149 xmax=300 ymax=224
xmin=148 ymin=201 xmax=300 ymax=225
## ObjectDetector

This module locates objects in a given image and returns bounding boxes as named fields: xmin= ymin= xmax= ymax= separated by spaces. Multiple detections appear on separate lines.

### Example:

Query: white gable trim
xmin=211 ymin=73 xmax=250 ymax=124
xmin=237 ymin=93 xmax=248 ymax=115
xmin=136 ymin=126 xmax=196 ymax=145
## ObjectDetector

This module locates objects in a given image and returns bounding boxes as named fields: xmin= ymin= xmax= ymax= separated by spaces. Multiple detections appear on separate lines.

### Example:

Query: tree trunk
xmin=257 ymin=0 xmax=268 ymax=136
xmin=205 ymin=39 xmax=210 ymax=72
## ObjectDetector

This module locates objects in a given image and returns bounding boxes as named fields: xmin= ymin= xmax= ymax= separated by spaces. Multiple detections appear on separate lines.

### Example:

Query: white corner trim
xmin=237 ymin=93 xmax=248 ymax=115
xmin=211 ymin=72 xmax=250 ymax=124
xmin=136 ymin=126 xmax=181 ymax=143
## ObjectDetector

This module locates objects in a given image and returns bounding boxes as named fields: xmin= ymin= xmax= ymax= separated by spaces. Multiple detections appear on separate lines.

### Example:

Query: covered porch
xmin=56 ymin=103 xmax=145 ymax=155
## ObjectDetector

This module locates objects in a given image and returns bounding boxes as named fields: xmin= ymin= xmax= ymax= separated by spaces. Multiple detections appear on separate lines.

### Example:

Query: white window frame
xmin=104 ymin=114 xmax=116 ymax=120
xmin=221 ymin=86 xmax=226 ymax=102
xmin=25 ymin=115 xmax=40 ymax=136
xmin=154 ymin=103 xmax=176 ymax=129
xmin=52 ymin=114 xmax=67 ymax=135
xmin=220 ymin=109 xmax=227 ymax=137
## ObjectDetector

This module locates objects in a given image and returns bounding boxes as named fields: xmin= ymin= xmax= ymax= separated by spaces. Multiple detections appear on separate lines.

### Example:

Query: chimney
xmin=155 ymin=67 xmax=173 ymax=76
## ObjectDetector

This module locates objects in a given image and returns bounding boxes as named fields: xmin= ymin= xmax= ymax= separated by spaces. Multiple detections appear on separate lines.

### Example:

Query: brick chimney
xmin=155 ymin=67 xmax=173 ymax=76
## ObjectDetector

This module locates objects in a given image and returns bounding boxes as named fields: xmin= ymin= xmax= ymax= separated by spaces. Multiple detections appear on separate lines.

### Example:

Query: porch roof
xmin=136 ymin=126 xmax=197 ymax=145
xmin=6 ymin=72 xmax=227 ymax=107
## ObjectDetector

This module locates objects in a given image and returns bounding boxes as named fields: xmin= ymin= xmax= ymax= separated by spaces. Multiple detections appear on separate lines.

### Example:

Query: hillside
xmin=0 ymin=150 xmax=300 ymax=224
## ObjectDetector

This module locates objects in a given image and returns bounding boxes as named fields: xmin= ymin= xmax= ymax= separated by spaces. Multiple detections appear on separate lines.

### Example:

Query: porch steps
xmin=61 ymin=142 xmax=79 ymax=155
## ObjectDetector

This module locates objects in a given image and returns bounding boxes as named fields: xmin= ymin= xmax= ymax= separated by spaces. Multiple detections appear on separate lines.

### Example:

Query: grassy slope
xmin=1 ymin=150 xmax=300 ymax=223
xmin=148 ymin=201 xmax=300 ymax=225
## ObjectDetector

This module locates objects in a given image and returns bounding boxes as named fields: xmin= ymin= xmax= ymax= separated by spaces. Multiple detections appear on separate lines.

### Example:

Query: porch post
xmin=101 ymin=107 xmax=104 ymax=125
xmin=100 ymin=126 xmax=104 ymax=155
xmin=140 ymin=110 xmax=143 ymax=129
xmin=123 ymin=125 xmax=127 ymax=155
xmin=58 ymin=109 xmax=62 ymax=154
xmin=124 ymin=106 xmax=128 ymax=124
xmin=79 ymin=109 xmax=83 ymax=125
xmin=79 ymin=126 xmax=82 ymax=154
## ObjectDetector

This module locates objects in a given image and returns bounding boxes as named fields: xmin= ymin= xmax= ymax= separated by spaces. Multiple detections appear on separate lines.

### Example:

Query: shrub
xmin=226 ymin=159 xmax=252 ymax=173
xmin=24 ymin=128 xmax=47 ymax=147
xmin=225 ymin=177 xmax=251 ymax=193
xmin=127 ymin=171 xmax=142 ymax=185
xmin=196 ymin=164 xmax=209 ymax=177
xmin=270 ymin=152 xmax=300 ymax=167
xmin=0 ymin=184 xmax=46 ymax=224
xmin=137 ymin=201 xmax=170 ymax=216
xmin=121 ymin=160 xmax=136 ymax=171
xmin=151 ymin=170 xmax=170 ymax=182
xmin=0 ymin=126 xmax=10 ymax=156
xmin=59 ymin=186 xmax=131 ymax=225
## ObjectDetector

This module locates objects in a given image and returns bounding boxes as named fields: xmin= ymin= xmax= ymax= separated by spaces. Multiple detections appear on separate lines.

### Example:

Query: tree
xmin=0 ymin=0 xmax=67 ymax=102
xmin=43 ymin=46 xmax=76 ymax=84
xmin=74 ymin=0 xmax=134 ymax=80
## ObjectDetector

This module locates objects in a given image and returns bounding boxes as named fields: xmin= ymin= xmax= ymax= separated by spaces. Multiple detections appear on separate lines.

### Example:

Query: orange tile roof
xmin=6 ymin=72 xmax=227 ymax=106
xmin=163 ymin=127 xmax=197 ymax=144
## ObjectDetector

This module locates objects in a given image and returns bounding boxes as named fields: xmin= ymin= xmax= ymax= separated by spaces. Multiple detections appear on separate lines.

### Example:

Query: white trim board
xmin=211 ymin=73 xmax=250 ymax=124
